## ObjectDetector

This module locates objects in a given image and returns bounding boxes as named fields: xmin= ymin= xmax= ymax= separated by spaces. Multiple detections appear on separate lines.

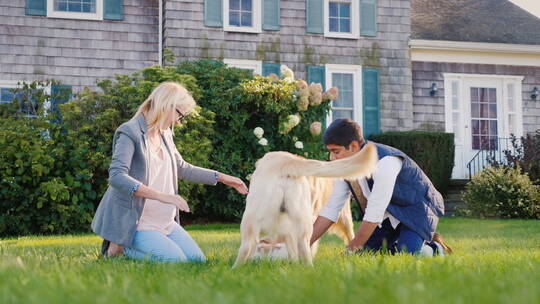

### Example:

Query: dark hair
xmin=323 ymin=118 xmax=364 ymax=149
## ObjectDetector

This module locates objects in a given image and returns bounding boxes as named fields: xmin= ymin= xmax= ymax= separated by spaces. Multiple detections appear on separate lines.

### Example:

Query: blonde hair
xmin=134 ymin=82 xmax=196 ymax=131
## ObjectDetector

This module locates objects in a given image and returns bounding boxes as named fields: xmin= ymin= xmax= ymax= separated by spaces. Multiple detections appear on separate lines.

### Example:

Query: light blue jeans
xmin=124 ymin=224 xmax=206 ymax=262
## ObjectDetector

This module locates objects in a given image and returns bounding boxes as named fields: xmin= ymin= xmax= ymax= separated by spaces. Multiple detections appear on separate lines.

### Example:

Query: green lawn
xmin=1 ymin=218 xmax=539 ymax=304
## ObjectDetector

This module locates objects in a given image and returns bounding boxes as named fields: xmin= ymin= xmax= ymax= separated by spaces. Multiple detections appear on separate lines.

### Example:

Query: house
xmin=1 ymin=0 xmax=412 ymax=140
xmin=1 ymin=0 xmax=539 ymax=179
xmin=410 ymin=0 xmax=540 ymax=179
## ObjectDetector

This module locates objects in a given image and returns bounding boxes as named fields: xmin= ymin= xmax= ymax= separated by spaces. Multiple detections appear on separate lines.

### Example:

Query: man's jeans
xmin=125 ymin=224 xmax=206 ymax=262
xmin=364 ymin=218 xmax=432 ymax=255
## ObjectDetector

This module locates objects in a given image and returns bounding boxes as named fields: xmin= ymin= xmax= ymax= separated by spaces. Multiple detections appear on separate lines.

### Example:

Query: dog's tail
xmin=282 ymin=143 xmax=378 ymax=179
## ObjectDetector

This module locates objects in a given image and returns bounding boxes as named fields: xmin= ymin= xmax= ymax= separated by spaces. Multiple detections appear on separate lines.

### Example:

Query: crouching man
xmin=310 ymin=119 xmax=452 ymax=256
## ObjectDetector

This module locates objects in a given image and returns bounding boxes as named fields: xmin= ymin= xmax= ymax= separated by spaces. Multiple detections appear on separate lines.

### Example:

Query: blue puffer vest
xmin=367 ymin=141 xmax=445 ymax=241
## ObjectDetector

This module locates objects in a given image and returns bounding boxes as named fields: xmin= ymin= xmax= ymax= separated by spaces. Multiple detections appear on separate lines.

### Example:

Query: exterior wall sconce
xmin=532 ymin=87 xmax=539 ymax=100
xmin=430 ymin=82 xmax=438 ymax=97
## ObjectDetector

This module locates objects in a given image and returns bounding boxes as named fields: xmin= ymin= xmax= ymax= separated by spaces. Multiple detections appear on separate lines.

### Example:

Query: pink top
xmin=137 ymin=138 xmax=177 ymax=235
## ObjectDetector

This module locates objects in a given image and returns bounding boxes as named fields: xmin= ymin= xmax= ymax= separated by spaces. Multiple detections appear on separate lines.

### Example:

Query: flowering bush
xmin=175 ymin=61 xmax=338 ymax=220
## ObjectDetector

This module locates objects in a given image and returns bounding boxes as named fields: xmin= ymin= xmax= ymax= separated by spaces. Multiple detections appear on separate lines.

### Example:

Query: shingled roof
xmin=412 ymin=0 xmax=540 ymax=45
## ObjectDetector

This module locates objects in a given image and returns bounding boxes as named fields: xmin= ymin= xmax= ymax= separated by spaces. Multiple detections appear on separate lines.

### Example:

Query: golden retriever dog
xmin=233 ymin=144 xmax=377 ymax=267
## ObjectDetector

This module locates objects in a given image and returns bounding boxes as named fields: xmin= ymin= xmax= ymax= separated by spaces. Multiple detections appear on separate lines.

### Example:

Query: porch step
xmin=443 ymin=179 xmax=469 ymax=217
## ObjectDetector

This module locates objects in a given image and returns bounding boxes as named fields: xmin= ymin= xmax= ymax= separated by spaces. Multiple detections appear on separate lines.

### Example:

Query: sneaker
xmin=432 ymin=232 xmax=453 ymax=255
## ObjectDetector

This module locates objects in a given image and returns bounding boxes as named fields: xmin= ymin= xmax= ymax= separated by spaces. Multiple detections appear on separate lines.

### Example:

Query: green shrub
xmin=0 ymin=118 xmax=98 ymax=235
xmin=462 ymin=166 xmax=540 ymax=219
xmin=369 ymin=131 xmax=454 ymax=194
xmin=176 ymin=60 xmax=332 ymax=220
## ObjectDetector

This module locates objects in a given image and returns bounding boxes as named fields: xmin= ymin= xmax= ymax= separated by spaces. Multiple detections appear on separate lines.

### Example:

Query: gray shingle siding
xmin=163 ymin=0 xmax=413 ymax=131
xmin=0 ymin=0 xmax=159 ymax=91
xmin=412 ymin=61 xmax=540 ymax=134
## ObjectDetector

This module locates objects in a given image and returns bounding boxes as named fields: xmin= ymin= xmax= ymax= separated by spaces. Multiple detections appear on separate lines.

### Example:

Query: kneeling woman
xmin=92 ymin=82 xmax=248 ymax=262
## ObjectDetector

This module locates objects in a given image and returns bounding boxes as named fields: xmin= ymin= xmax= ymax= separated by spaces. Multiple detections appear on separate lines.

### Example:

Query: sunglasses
xmin=175 ymin=109 xmax=188 ymax=122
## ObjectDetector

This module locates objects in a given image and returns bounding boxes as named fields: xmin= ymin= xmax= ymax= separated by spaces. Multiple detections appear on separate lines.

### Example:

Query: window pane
xmin=340 ymin=3 xmax=350 ymax=18
xmin=480 ymin=104 xmax=488 ymax=118
xmin=489 ymin=120 xmax=498 ymax=135
xmin=241 ymin=0 xmax=252 ymax=11
xmin=489 ymin=104 xmax=497 ymax=118
xmin=230 ymin=0 xmax=240 ymax=10
xmin=470 ymin=88 xmax=478 ymax=102
xmin=329 ymin=18 xmax=339 ymax=32
xmin=488 ymin=88 xmax=496 ymax=103
xmin=489 ymin=136 xmax=498 ymax=150
xmin=229 ymin=12 xmax=240 ymax=26
xmin=471 ymin=103 xmax=479 ymax=118
xmin=472 ymin=135 xmax=480 ymax=150
xmin=332 ymin=73 xmax=354 ymax=107
xmin=241 ymin=12 xmax=252 ymax=26
xmin=471 ymin=120 xmax=479 ymax=135
xmin=340 ymin=19 xmax=350 ymax=33
xmin=479 ymin=88 xmax=488 ymax=103
xmin=332 ymin=110 xmax=353 ymax=121
xmin=480 ymin=120 xmax=488 ymax=135
xmin=69 ymin=2 xmax=81 ymax=12
xmin=1 ymin=88 xmax=13 ymax=103
xmin=54 ymin=0 xmax=95 ymax=13
xmin=329 ymin=2 xmax=338 ymax=17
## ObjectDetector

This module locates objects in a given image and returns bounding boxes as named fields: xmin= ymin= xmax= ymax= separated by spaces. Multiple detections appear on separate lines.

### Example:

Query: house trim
xmin=223 ymin=59 xmax=262 ymax=74
xmin=410 ymin=39 xmax=540 ymax=67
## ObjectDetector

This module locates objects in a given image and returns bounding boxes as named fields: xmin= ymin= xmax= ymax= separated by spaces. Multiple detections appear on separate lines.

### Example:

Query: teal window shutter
xmin=362 ymin=68 xmax=380 ymax=139
xmin=205 ymin=0 xmax=223 ymax=27
xmin=263 ymin=0 xmax=280 ymax=30
xmin=306 ymin=0 xmax=324 ymax=34
xmin=307 ymin=65 xmax=325 ymax=89
xmin=104 ymin=0 xmax=124 ymax=20
xmin=51 ymin=85 xmax=72 ymax=113
xmin=26 ymin=0 xmax=46 ymax=16
xmin=262 ymin=63 xmax=281 ymax=76
xmin=360 ymin=0 xmax=377 ymax=37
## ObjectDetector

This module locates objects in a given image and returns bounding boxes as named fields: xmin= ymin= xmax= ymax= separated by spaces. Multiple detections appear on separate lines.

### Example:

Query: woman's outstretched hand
xmin=160 ymin=193 xmax=190 ymax=212
xmin=218 ymin=173 xmax=249 ymax=195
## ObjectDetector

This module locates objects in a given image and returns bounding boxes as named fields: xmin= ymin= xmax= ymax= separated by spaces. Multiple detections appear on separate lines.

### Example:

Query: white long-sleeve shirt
xmin=319 ymin=156 xmax=403 ymax=228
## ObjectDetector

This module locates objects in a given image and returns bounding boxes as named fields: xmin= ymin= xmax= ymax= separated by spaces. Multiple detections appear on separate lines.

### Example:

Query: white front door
xmin=463 ymin=80 xmax=504 ymax=176
xmin=444 ymin=74 xmax=523 ymax=179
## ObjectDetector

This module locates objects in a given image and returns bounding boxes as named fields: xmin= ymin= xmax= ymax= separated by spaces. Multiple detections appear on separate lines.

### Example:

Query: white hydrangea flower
xmin=253 ymin=127 xmax=264 ymax=139
xmin=258 ymin=138 xmax=268 ymax=146
xmin=246 ymin=174 xmax=252 ymax=181
xmin=288 ymin=114 xmax=300 ymax=127
xmin=294 ymin=141 xmax=304 ymax=149
xmin=280 ymin=64 xmax=295 ymax=82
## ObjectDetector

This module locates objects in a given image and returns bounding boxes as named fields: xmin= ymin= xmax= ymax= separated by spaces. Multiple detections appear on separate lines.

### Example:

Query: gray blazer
xmin=91 ymin=114 xmax=217 ymax=246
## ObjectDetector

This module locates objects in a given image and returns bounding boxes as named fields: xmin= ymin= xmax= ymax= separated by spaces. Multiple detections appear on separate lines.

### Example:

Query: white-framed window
xmin=223 ymin=59 xmax=262 ymax=75
xmin=47 ymin=0 xmax=103 ymax=20
xmin=324 ymin=0 xmax=359 ymax=39
xmin=0 ymin=80 xmax=52 ymax=117
xmin=223 ymin=0 xmax=261 ymax=33
xmin=325 ymin=64 xmax=363 ymax=125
